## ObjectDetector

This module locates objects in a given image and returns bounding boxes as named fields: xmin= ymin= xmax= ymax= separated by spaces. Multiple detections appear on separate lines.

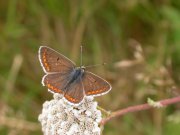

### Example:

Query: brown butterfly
xmin=39 ymin=46 xmax=111 ymax=104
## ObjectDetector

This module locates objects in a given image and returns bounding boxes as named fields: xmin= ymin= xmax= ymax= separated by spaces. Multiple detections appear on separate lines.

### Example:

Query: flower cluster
xmin=38 ymin=93 xmax=102 ymax=135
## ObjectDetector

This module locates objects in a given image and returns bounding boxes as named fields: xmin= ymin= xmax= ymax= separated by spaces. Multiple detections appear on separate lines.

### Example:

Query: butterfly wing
xmin=82 ymin=71 xmax=111 ymax=96
xmin=64 ymin=78 xmax=84 ymax=104
xmin=39 ymin=46 xmax=75 ymax=73
xmin=42 ymin=72 xmax=72 ymax=94
xmin=43 ymin=71 xmax=84 ymax=104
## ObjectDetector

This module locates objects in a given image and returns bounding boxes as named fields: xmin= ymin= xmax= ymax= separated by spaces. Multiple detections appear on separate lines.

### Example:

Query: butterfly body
xmin=39 ymin=46 xmax=111 ymax=105
xmin=63 ymin=67 xmax=84 ymax=92
xmin=68 ymin=67 xmax=84 ymax=85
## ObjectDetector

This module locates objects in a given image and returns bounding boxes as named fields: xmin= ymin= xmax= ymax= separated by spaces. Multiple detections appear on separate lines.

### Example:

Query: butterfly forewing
xmin=39 ymin=46 xmax=75 ymax=73
xmin=82 ymin=71 xmax=111 ymax=96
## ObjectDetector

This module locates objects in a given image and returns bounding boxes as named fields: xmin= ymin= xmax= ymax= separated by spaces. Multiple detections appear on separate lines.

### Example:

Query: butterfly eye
xmin=57 ymin=57 xmax=60 ymax=61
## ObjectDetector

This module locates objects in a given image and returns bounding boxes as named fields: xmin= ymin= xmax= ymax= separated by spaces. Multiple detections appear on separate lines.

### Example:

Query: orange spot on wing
xmin=87 ymin=87 xmax=106 ymax=95
xmin=65 ymin=94 xmax=77 ymax=102
xmin=46 ymin=83 xmax=62 ymax=93
xmin=42 ymin=49 xmax=50 ymax=71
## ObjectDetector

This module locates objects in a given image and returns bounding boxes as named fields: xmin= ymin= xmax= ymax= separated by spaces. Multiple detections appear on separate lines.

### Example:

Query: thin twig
xmin=97 ymin=106 xmax=111 ymax=116
xmin=101 ymin=96 xmax=180 ymax=125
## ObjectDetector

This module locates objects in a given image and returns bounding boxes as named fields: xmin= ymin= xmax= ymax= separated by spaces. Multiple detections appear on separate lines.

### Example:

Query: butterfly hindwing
xmin=82 ymin=71 xmax=111 ymax=96
xmin=39 ymin=46 xmax=75 ymax=73
xmin=43 ymin=71 xmax=84 ymax=104
xmin=42 ymin=72 xmax=72 ymax=94
xmin=64 ymin=79 xmax=84 ymax=104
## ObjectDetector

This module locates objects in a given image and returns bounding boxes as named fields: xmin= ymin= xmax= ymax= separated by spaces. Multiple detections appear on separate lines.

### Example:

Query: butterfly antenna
xmin=85 ymin=63 xmax=107 ymax=69
xmin=80 ymin=45 xmax=83 ymax=67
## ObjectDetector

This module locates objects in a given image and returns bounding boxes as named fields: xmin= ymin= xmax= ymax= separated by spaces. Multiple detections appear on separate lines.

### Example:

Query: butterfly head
xmin=80 ymin=66 xmax=86 ymax=70
xmin=75 ymin=66 xmax=85 ymax=75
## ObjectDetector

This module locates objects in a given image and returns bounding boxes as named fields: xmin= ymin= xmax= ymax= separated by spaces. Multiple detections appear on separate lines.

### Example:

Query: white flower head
xmin=38 ymin=93 xmax=102 ymax=135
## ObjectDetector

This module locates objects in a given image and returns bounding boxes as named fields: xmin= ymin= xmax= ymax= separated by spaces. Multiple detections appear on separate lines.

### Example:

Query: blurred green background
xmin=0 ymin=0 xmax=180 ymax=135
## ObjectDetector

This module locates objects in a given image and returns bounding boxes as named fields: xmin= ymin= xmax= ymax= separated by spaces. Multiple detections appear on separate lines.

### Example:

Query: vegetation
xmin=0 ymin=0 xmax=180 ymax=135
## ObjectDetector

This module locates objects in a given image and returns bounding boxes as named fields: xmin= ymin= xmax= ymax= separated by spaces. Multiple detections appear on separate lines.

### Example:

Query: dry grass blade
xmin=5 ymin=54 xmax=23 ymax=92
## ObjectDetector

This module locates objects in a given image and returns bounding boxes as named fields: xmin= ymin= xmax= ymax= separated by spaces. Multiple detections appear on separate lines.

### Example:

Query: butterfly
xmin=38 ymin=46 xmax=111 ymax=104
